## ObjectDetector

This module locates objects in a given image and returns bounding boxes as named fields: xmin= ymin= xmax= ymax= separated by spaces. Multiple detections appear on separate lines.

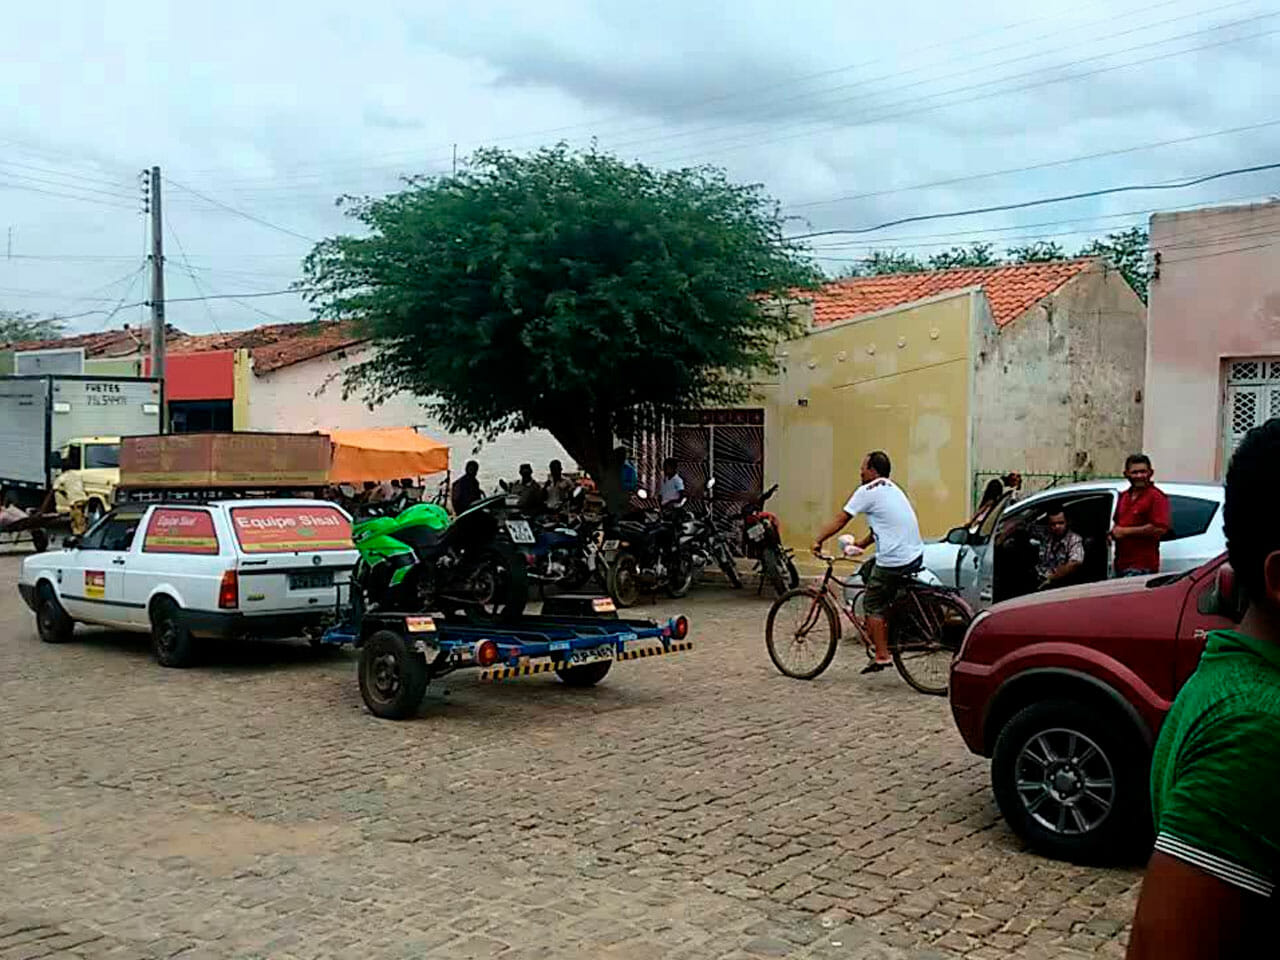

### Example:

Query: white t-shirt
xmin=842 ymin=478 xmax=924 ymax=569
xmin=660 ymin=474 xmax=685 ymax=505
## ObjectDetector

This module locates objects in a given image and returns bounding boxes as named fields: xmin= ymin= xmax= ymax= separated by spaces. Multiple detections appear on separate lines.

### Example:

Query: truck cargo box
xmin=120 ymin=432 xmax=332 ymax=488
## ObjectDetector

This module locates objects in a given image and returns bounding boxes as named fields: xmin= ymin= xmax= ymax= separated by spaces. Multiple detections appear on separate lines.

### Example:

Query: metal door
xmin=1223 ymin=358 xmax=1280 ymax=473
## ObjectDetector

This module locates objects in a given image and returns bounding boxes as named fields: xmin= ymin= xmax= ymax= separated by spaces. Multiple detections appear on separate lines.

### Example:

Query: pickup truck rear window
xmin=230 ymin=505 xmax=353 ymax=553
xmin=143 ymin=508 xmax=219 ymax=555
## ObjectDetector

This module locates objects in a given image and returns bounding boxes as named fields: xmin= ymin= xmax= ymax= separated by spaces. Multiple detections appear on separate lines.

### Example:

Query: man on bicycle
xmin=812 ymin=450 xmax=924 ymax=674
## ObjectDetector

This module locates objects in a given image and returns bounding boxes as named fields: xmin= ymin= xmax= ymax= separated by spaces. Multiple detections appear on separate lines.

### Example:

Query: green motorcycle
xmin=351 ymin=496 xmax=527 ymax=620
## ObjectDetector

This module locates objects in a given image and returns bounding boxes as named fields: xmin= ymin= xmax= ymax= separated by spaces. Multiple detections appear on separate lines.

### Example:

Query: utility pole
xmin=148 ymin=165 xmax=165 ymax=381
xmin=452 ymin=143 xmax=457 ymax=176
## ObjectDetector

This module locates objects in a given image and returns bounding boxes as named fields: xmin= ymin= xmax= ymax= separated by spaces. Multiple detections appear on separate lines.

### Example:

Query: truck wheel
xmin=991 ymin=699 xmax=1149 ymax=864
xmin=36 ymin=585 xmax=74 ymax=643
xmin=150 ymin=598 xmax=198 ymax=668
xmin=555 ymin=659 xmax=612 ymax=687
xmin=359 ymin=630 xmax=429 ymax=720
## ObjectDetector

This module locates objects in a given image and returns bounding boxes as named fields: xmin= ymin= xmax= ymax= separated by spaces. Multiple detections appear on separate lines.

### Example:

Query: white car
xmin=923 ymin=480 xmax=1225 ymax=610
xmin=18 ymin=499 xmax=358 ymax=667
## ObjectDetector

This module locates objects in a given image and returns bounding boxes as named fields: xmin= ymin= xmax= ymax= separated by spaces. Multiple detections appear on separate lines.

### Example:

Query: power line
xmin=0 ymin=177 xmax=137 ymax=210
xmin=165 ymin=215 xmax=224 ymax=335
xmin=787 ymin=161 xmax=1280 ymax=239
xmin=161 ymin=177 xmax=318 ymax=243
xmin=0 ymin=159 xmax=135 ymax=193
xmin=651 ymin=8 xmax=1280 ymax=165
xmin=788 ymin=117 xmax=1280 ymax=212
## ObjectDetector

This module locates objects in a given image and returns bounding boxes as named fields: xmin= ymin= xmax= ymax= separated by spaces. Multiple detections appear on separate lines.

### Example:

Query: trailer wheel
xmin=555 ymin=659 xmax=613 ymax=687
xmin=359 ymin=629 xmax=429 ymax=720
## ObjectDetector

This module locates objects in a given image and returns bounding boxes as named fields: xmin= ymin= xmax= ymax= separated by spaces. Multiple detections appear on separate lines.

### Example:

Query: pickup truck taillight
xmin=218 ymin=570 xmax=239 ymax=610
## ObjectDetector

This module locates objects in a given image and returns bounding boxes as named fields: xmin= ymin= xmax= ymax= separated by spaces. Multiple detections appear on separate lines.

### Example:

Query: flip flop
xmin=860 ymin=661 xmax=892 ymax=675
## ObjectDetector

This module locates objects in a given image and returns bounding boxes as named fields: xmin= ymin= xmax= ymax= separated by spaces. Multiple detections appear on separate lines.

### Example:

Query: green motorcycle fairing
xmin=353 ymin=503 xmax=451 ymax=588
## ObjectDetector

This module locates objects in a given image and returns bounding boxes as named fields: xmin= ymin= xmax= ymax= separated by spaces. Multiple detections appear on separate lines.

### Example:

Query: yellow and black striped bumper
xmin=479 ymin=641 xmax=693 ymax=682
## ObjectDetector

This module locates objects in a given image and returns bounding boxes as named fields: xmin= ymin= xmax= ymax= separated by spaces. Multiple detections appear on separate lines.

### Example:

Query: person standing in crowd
xmin=451 ymin=460 xmax=482 ymax=515
xmin=513 ymin=463 xmax=544 ymax=513
xmin=659 ymin=458 xmax=685 ymax=507
xmin=544 ymin=459 xmax=575 ymax=512
xmin=1112 ymin=454 xmax=1171 ymax=576
xmin=1127 ymin=419 xmax=1280 ymax=958
xmin=615 ymin=447 xmax=638 ymax=494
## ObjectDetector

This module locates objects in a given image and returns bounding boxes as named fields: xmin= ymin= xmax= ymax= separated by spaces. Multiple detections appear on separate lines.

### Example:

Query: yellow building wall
xmin=232 ymin=348 xmax=251 ymax=430
xmin=759 ymin=291 xmax=974 ymax=558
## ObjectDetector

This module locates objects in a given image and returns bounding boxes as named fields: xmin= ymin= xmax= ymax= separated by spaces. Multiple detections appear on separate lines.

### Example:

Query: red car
xmin=949 ymin=553 xmax=1243 ymax=862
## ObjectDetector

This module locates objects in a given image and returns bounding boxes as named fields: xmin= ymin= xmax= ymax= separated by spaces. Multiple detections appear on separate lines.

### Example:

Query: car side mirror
xmin=63 ymin=535 xmax=80 ymax=550
xmin=1199 ymin=562 xmax=1245 ymax=622
xmin=48 ymin=451 xmax=65 ymax=471
xmin=945 ymin=526 xmax=968 ymax=545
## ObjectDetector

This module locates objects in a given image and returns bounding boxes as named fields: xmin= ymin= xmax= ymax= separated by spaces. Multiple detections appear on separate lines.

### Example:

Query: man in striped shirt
xmin=1127 ymin=418 xmax=1280 ymax=958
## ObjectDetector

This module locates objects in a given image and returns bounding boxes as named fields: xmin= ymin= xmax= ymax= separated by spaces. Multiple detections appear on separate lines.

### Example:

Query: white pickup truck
xmin=18 ymin=499 xmax=358 ymax=667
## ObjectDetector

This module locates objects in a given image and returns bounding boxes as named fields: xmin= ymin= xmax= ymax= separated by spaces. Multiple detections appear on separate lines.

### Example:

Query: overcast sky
xmin=4 ymin=0 xmax=1280 ymax=335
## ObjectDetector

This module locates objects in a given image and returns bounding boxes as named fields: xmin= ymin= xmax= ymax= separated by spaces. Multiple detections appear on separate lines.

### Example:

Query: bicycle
xmin=764 ymin=554 xmax=974 ymax=695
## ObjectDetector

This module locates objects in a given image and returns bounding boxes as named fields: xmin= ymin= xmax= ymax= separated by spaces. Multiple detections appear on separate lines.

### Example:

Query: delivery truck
xmin=0 ymin=375 xmax=163 ymax=517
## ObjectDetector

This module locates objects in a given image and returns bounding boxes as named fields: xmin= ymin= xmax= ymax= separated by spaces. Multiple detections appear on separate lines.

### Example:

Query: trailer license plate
xmin=506 ymin=520 xmax=536 ymax=544
xmin=289 ymin=570 xmax=333 ymax=590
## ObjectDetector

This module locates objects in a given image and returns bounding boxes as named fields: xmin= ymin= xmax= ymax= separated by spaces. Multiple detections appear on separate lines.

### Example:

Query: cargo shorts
xmin=863 ymin=555 xmax=923 ymax=618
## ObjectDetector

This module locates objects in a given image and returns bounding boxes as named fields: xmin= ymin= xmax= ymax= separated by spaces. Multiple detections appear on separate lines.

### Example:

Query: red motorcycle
xmin=740 ymin=484 xmax=799 ymax=597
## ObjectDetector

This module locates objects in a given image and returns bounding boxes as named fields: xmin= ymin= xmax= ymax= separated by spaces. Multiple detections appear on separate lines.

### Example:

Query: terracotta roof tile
xmin=809 ymin=258 xmax=1095 ymax=328
xmin=169 ymin=321 xmax=366 ymax=375
xmin=3 ymin=325 xmax=181 ymax=356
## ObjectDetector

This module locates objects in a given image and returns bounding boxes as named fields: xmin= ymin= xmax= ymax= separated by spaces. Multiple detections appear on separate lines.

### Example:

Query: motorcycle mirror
xmin=499 ymin=479 xmax=510 ymax=492
xmin=706 ymin=477 xmax=716 ymax=490
xmin=573 ymin=485 xmax=584 ymax=498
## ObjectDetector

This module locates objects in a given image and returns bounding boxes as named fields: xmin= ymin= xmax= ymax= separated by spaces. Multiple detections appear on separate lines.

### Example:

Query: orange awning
xmin=327 ymin=427 xmax=449 ymax=483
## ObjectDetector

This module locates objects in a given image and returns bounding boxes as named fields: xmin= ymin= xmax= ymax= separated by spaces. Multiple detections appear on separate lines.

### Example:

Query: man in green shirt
xmin=1128 ymin=417 xmax=1280 ymax=958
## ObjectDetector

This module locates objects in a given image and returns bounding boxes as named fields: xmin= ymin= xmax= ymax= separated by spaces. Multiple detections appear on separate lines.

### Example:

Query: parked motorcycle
xmin=689 ymin=477 xmax=742 ymax=589
xmin=603 ymin=490 xmax=693 ymax=607
xmin=741 ymin=484 xmax=798 ymax=596
xmin=351 ymin=496 xmax=528 ymax=620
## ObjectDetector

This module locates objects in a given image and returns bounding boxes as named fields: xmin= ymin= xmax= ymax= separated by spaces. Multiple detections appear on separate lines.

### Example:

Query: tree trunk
xmin=550 ymin=413 xmax=625 ymax=517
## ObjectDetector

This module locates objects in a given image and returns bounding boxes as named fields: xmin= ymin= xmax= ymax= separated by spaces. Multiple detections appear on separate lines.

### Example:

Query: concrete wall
xmin=972 ymin=262 xmax=1145 ymax=479
xmin=246 ymin=346 xmax=575 ymax=487
xmin=1146 ymin=202 xmax=1280 ymax=481
xmin=759 ymin=291 xmax=974 ymax=548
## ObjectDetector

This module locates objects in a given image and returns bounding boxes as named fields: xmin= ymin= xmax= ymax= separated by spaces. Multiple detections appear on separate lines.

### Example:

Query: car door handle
xmin=111 ymin=558 xmax=127 ymax=566
xmin=979 ymin=588 xmax=992 ymax=602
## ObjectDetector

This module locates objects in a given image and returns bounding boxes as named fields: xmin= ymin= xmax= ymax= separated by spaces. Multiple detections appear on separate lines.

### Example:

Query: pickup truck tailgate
xmin=228 ymin=504 xmax=357 ymax=613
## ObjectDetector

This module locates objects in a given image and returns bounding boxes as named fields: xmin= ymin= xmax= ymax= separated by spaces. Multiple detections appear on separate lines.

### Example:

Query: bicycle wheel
xmin=765 ymin=588 xmax=840 ymax=680
xmin=890 ymin=590 xmax=972 ymax=696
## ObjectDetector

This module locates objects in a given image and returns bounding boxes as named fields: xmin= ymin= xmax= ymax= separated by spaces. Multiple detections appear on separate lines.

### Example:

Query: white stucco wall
xmin=1146 ymin=202 xmax=1280 ymax=481
xmin=246 ymin=346 xmax=575 ymax=488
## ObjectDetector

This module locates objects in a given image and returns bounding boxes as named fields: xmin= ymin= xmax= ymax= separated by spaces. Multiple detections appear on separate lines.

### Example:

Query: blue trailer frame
xmin=321 ymin=595 xmax=692 ymax=719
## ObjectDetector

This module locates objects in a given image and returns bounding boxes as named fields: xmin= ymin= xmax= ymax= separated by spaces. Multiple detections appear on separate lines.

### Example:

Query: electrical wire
xmin=787 ymin=161 xmax=1280 ymax=239
xmin=0 ymin=177 xmax=138 ymax=210
xmin=161 ymin=177 xmax=318 ymax=243
xmin=165 ymin=216 xmax=224 ymax=334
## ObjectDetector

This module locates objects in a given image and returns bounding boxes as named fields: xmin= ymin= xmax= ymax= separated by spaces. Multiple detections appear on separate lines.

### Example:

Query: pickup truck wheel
xmin=150 ymin=598 xmax=197 ymax=668
xmin=555 ymin=659 xmax=612 ymax=687
xmin=359 ymin=630 xmax=428 ymax=720
xmin=992 ymin=699 xmax=1148 ymax=864
xmin=36 ymin=586 xmax=74 ymax=643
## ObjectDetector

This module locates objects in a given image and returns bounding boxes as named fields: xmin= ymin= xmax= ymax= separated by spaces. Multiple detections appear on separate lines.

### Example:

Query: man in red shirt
xmin=1112 ymin=453 xmax=1171 ymax=576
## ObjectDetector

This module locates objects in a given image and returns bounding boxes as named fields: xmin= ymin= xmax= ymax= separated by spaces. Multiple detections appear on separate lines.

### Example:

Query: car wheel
xmin=991 ymin=698 xmax=1149 ymax=864
xmin=36 ymin=585 xmax=74 ymax=643
xmin=150 ymin=597 xmax=198 ymax=668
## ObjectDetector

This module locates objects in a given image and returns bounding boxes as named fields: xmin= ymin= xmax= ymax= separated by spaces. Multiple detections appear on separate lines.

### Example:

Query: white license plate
xmin=567 ymin=645 xmax=614 ymax=665
xmin=288 ymin=570 xmax=333 ymax=590
xmin=747 ymin=524 xmax=766 ymax=542
xmin=506 ymin=520 xmax=536 ymax=544
xmin=603 ymin=539 xmax=620 ymax=551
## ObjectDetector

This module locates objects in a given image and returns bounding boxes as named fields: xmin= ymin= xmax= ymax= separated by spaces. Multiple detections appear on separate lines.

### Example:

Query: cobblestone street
xmin=0 ymin=553 xmax=1141 ymax=959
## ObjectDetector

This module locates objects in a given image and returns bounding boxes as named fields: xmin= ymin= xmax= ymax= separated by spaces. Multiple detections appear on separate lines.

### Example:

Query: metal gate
xmin=1224 ymin=358 xmax=1280 ymax=471
xmin=673 ymin=409 xmax=764 ymax=524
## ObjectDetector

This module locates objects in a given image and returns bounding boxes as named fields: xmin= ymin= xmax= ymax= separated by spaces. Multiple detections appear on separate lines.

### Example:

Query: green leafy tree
xmin=836 ymin=249 xmax=926 ymax=277
xmin=302 ymin=145 xmax=820 ymax=508
xmin=0 ymin=310 xmax=64 ymax=345
xmin=1006 ymin=240 xmax=1066 ymax=263
xmin=1078 ymin=226 xmax=1149 ymax=302
xmin=927 ymin=242 xmax=1000 ymax=270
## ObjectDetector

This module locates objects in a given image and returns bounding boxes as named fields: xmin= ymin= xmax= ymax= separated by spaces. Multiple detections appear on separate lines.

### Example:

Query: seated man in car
xmin=1036 ymin=509 xmax=1085 ymax=590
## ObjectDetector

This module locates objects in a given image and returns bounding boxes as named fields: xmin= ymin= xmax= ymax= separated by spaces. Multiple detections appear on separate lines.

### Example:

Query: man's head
xmin=549 ymin=459 xmax=562 ymax=479
xmin=860 ymin=450 xmax=891 ymax=485
xmin=519 ymin=463 xmax=533 ymax=482
xmin=1047 ymin=509 xmax=1069 ymax=538
xmin=464 ymin=460 xmax=479 ymax=477
xmin=1124 ymin=454 xmax=1153 ymax=491
xmin=1225 ymin=418 xmax=1280 ymax=611
xmin=663 ymin=457 xmax=677 ymax=478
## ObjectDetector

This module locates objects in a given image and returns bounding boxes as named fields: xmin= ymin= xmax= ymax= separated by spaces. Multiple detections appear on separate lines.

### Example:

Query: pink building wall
xmin=1145 ymin=201 xmax=1280 ymax=481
